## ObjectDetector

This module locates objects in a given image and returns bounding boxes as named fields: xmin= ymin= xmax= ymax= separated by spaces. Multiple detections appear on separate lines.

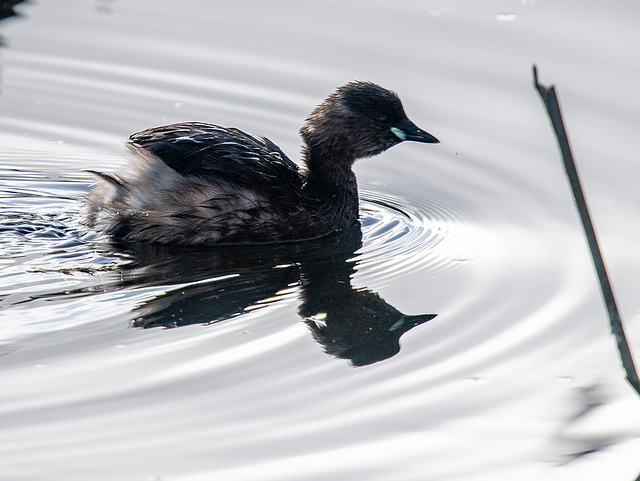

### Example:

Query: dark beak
xmin=389 ymin=313 xmax=437 ymax=333
xmin=392 ymin=120 xmax=440 ymax=144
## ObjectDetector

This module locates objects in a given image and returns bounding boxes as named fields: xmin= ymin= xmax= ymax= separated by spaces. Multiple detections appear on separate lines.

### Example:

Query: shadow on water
xmin=116 ymin=224 xmax=436 ymax=366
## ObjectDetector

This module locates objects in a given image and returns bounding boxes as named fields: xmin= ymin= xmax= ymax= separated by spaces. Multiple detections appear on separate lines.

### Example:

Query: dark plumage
xmin=83 ymin=81 xmax=439 ymax=245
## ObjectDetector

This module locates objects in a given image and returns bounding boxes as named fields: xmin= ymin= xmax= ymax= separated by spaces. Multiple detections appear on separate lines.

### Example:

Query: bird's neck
xmin=302 ymin=146 xmax=360 ymax=230
xmin=302 ymin=141 xmax=357 ymax=181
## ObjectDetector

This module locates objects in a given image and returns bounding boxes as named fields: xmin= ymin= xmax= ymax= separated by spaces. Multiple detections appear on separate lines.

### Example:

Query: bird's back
xmin=84 ymin=122 xmax=318 ymax=245
xmin=129 ymin=122 xmax=301 ymax=186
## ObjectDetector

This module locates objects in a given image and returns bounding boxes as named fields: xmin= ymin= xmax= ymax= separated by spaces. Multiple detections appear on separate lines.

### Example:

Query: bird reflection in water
xmin=121 ymin=224 xmax=436 ymax=366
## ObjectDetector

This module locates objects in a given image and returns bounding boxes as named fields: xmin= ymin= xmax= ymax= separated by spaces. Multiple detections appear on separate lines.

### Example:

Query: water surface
xmin=1 ymin=1 xmax=640 ymax=480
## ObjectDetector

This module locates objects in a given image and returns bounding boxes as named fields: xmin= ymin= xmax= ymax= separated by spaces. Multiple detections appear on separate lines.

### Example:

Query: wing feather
xmin=128 ymin=122 xmax=304 ymax=192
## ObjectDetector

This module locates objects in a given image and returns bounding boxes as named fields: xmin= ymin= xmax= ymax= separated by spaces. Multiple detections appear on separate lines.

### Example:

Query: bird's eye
xmin=378 ymin=114 xmax=389 ymax=122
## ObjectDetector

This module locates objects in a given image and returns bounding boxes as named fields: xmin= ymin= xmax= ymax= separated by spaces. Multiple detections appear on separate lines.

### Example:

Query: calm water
xmin=2 ymin=1 xmax=640 ymax=480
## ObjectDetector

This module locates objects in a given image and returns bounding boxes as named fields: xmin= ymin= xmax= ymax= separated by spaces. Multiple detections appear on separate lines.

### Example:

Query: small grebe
xmin=83 ymin=81 xmax=439 ymax=245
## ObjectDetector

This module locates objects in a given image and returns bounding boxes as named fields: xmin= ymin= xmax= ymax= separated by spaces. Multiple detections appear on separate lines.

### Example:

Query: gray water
xmin=1 ymin=1 xmax=640 ymax=480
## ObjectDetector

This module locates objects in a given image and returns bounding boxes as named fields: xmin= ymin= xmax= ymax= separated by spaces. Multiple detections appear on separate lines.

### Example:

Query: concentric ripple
xmin=357 ymin=185 xmax=474 ymax=278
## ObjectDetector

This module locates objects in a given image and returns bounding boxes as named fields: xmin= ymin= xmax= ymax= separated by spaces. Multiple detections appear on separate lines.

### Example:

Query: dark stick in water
xmin=532 ymin=64 xmax=640 ymax=396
